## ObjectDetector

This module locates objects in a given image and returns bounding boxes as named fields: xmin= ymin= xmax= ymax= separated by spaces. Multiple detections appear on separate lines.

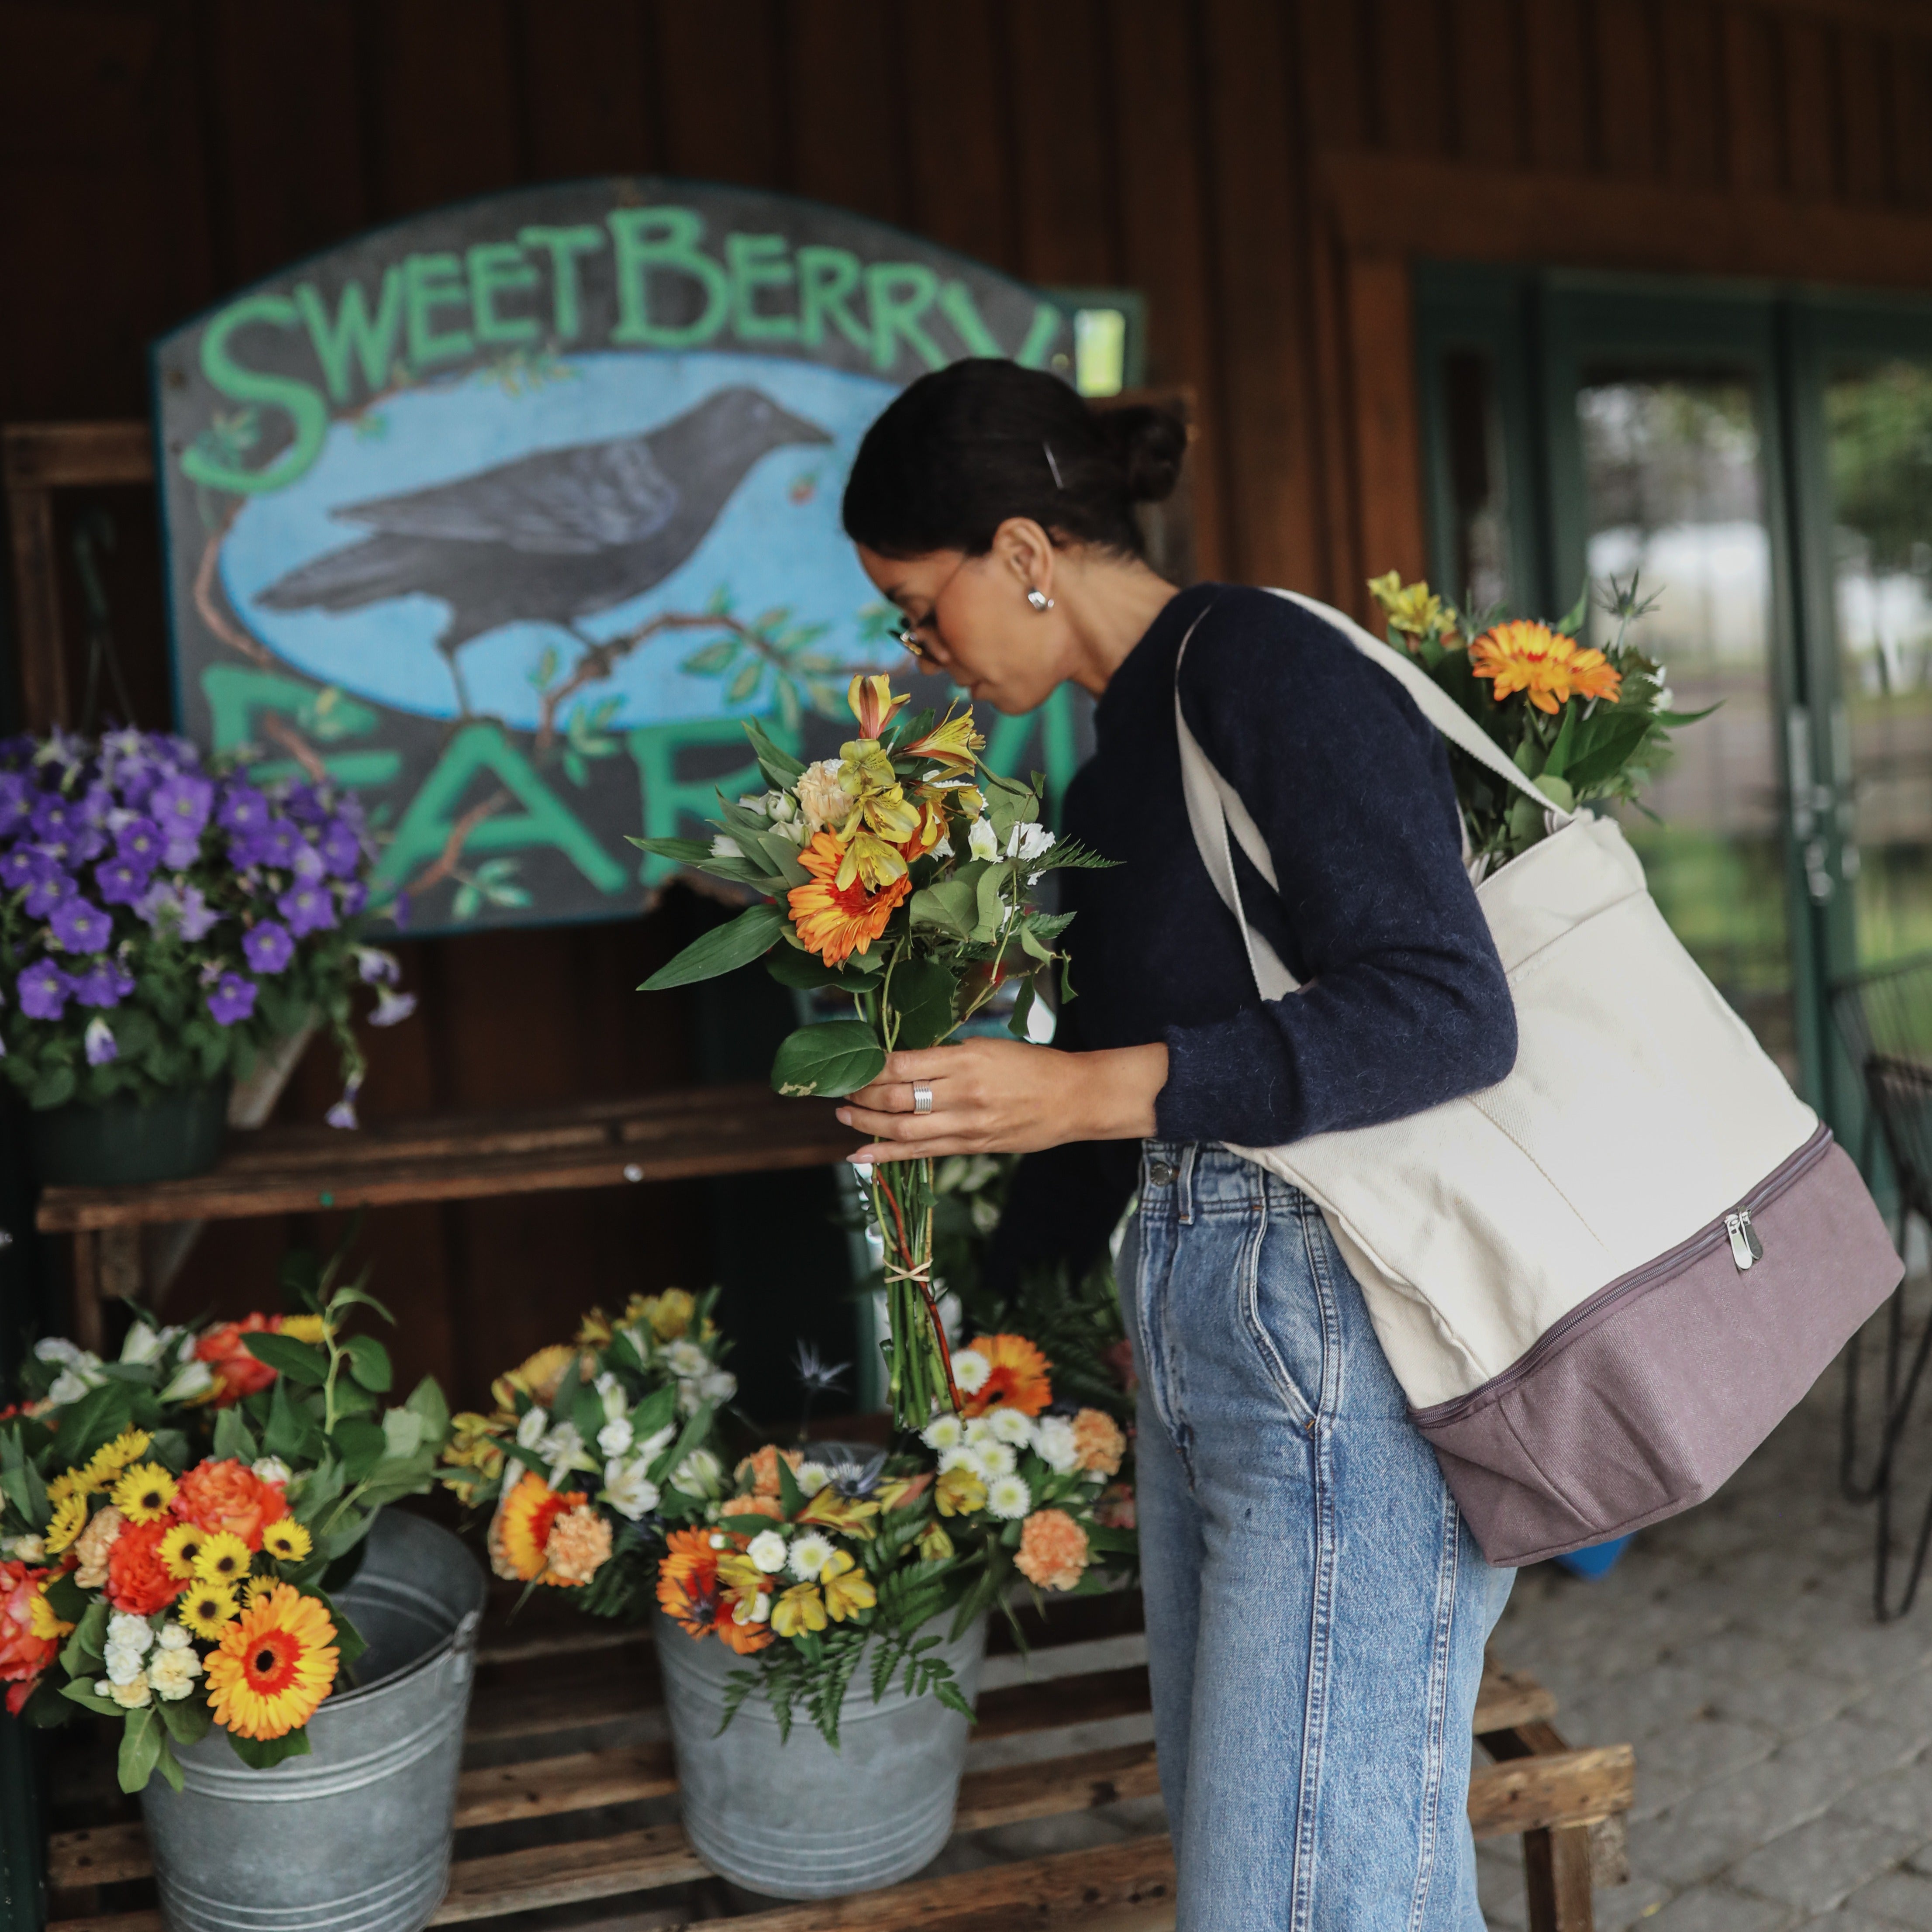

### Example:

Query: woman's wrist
xmin=1076 ymin=1042 xmax=1168 ymax=1142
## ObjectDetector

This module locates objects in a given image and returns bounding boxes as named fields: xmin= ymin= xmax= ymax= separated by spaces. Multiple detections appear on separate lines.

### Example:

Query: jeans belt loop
xmin=1176 ymin=1144 xmax=1198 ymax=1225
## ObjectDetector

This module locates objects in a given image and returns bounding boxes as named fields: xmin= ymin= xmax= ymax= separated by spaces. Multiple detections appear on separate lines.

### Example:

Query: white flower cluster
xmin=619 ymin=1326 xmax=736 ymax=1419
xmin=96 ymin=1613 xmax=202 ymax=1709
xmin=586 ymin=1371 xmax=677 ymax=1521
xmin=737 ymin=789 xmax=811 ymax=847
xmin=36 ymin=1326 xmax=203 ymax=1407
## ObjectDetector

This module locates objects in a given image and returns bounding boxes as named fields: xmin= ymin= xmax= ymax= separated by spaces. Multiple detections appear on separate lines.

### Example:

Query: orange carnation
xmin=488 ymin=1472 xmax=580 ymax=1586
xmin=172 ymin=1459 xmax=289 ymax=1550
xmin=960 ymin=1333 xmax=1053 ymax=1418
xmin=735 ymin=1445 xmax=803 ymax=1500
xmin=786 ymin=831 xmax=912 ymax=966
xmin=1014 ymin=1509 xmax=1090 ymax=1592
xmin=1071 ymin=1408 xmax=1126 ymax=1477
xmin=106 ymin=1519 xmax=186 ymax=1617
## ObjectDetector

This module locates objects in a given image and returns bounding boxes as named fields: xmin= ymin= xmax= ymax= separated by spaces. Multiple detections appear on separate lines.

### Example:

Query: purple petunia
xmin=94 ymin=855 xmax=152 ymax=907
xmin=276 ymin=881 xmax=336 ymax=937
xmin=0 ymin=773 xmax=31 ymax=838
xmin=132 ymin=879 xmax=220 ymax=942
xmin=48 ymin=896 xmax=112 ymax=953
xmin=1 ymin=843 xmax=57 ymax=892
xmin=114 ymin=816 xmax=163 ymax=867
xmin=336 ymin=879 xmax=368 ymax=918
xmin=215 ymin=783 xmax=269 ymax=837
xmin=206 ymin=972 xmax=257 ymax=1026
xmin=255 ymin=818 xmax=304 ymax=869
xmin=16 ymin=961 xmax=67 ymax=1021
xmin=242 ymin=920 xmax=294 ymax=974
xmin=290 ymin=843 xmax=325 ymax=883
xmin=318 ymin=818 xmax=364 ymax=878
xmin=24 ymin=868 xmax=77 ymax=919
xmin=150 ymin=772 xmax=213 ymax=844
xmin=28 ymin=796 xmax=79 ymax=843
xmin=83 ymin=1017 xmax=116 ymax=1066
xmin=67 ymin=958 xmax=134 ymax=1009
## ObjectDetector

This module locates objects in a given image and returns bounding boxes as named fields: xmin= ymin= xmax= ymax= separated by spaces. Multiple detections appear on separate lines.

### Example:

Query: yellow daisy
xmin=178 ymin=1582 xmax=240 ymax=1640
xmin=42 ymin=1492 xmax=87 ymax=1557
xmin=83 ymin=1429 xmax=152 ymax=1490
xmin=45 ymin=1472 xmax=76 ymax=1505
xmin=111 ymin=1463 xmax=178 ymax=1525
xmin=159 ymin=1521 xmax=208 ymax=1581
xmin=193 ymin=1531 xmax=253 ymax=1587
xmin=261 ymin=1520 xmax=312 ymax=1564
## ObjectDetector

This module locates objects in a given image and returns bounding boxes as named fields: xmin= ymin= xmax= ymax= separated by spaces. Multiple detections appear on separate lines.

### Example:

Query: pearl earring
xmin=1026 ymin=588 xmax=1054 ymax=611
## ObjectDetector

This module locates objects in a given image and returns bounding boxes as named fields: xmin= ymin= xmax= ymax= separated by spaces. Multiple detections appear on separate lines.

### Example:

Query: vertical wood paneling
xmin=1837 ymin=30 xmax=1890 ymax=203
xmin=1345 ymin=253 xmax=1428 ymax=601
xmin=1722 ymin=5 xmax=1786 ymax=192
xmin=518 ymin=0 xmax=656 ymax=180
xmin=1005 ymin=0 xmax=1119 ymax=286
xmin=1593 ymin=0 xmax=1664 ymax=179
xmin=1296 ymin=0 xmax=1371 ymax=152
xmin=1373 ymin=0 xmax=1452 ymax=159
xmin=897 ymin=0 xmax=1016 ymax=268
xmin=1661 ymin=2 xmax=1725 ymax=189
xmin=366 ymin=0 xmax=522 ymax=215
xmin=1108 ymin=0 xmax=1228 ymax=579
xmin=1781 ymin=15 xmax=1839 ymax=197
xmin=1890 ymin=35 xmax=1932 ymax=207
xmin=652 ymin=0 xmax=788 ymax=187
xmin=785 ymin=0 xmax=907 ymax=227
xmin=1451 ymin=0 xmax=1526 ymax=168
xmin=1522 ymin=0 xmax=1592 ymax=172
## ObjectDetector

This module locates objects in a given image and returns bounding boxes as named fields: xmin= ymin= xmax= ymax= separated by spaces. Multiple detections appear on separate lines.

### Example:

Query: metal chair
xmin=1830 ymin=954 xmax=1932 ymax=1619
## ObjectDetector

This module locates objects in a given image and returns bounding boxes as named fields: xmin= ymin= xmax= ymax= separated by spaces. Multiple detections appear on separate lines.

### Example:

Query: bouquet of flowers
xmin=0 ymin=1259 xmax=451 ymax=1789
xmin=438 ymin=1289 xmax=739 ymax=1622
xmin=634 ymin=676 xmax=1107 ymax=1428
xmin=658 ymin=1329 xmax=1132 ymax=1748
xmin=0 ymin=727 xmax=413 ymax=1124
xmin=1367 ymin=572 xmax=1707 ymax=876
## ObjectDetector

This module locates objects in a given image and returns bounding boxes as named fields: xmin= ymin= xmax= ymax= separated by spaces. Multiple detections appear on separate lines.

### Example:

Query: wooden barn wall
xmin=4 ymin=0 xmax=1932 ymax=1410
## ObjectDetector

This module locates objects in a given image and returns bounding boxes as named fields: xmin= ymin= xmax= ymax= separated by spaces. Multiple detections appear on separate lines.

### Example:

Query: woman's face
xmin=856 ymin=536 xmax=1064 ymax=716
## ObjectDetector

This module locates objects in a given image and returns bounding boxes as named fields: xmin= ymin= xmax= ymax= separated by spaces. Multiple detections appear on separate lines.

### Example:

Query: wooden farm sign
xmin=152 ymin=181 xmax=1073 ymax=933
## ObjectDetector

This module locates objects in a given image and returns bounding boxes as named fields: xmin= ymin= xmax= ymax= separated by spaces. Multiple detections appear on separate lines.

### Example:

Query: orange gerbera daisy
xmin=657 ymin=1527 xmax=724 ymax=1638
xmin=488 ymin=1472 xmax=580 ymax=1586
xmin=1469 ymin=621 xmax=1622 ymax=715
xmin=206 ymin=1583 xmax=337 ymax=1739
xmin=787 ymin=831 xmax=912 ymax=966
xmin=959 ymin=1333 xmax=1053 ymax=1418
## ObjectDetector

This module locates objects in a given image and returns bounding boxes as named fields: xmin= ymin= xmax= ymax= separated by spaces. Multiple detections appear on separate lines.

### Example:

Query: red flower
xmin=0 ymin=1563 xmax=63 ymax=1715
xmin=106 ymin=1520 xmax=183 ymax=1617
xmin=173 ymin=1459 xmax=289 ymax=1551
xmin=195 ymin=1315 xmax=281 ymax=1406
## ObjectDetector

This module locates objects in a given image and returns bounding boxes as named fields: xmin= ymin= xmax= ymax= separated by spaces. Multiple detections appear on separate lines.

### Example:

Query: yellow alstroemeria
xmin=835 ymin=828 xmax=914 ymax=894
xmin=625 ymin=1289 xmax=695 ymax=1341
xmin=918 ymin=1522 xmax=955 ymax=1562
xmin=798 ymin=1490 xmax=879 ymax=1537
xmin=716 ymin=1550 xmax=768 ymax=1598
xmin=575 ymin=1306 xmax=614 ymax=1347
xmin=771 ymin=1581 xmax=828 ymax=1638
xmin=902 ymin=709 xmax=984 ymax=773
xmin=1367 ymin=570 xmax=1456 ymax=644
xmin=935 ymin=1467 xmax=987 ymax=1517
xmin=848 ymin=673 xmax=909 ymax=740
xmin=820 ymin=1549 xmax=876 ymax=1622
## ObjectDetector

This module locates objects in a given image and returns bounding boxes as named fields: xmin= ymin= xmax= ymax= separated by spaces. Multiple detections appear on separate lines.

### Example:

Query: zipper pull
xmin=1739 ymin=1208 xmax=1764 ymax=1262
xmin=1725 ymin=1212 xmax=1755 ymax=1271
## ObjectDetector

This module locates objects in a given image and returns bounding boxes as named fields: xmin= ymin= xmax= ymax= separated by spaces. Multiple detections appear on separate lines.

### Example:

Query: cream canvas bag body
xmin=1176 ymin=590 xmax=1902 ymax=1565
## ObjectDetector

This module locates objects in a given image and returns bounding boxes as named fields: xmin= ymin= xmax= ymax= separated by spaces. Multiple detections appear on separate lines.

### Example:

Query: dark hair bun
xmin=1096 ymin=404 xmax=1187 ymax=505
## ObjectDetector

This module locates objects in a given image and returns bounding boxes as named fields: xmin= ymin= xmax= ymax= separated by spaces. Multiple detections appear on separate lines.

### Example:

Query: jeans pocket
xmin=1132 ymin=1214 xmax=1196 ymax=1484
xmin=1235 ymin=1198 xmax=1328 ymax=1432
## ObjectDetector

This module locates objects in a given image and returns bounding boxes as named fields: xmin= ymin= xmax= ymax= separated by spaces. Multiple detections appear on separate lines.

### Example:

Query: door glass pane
xmin=1578 ymin=373 xmax=1796 ymax=1073
xmin=1826 ymin=358 xmax=1932 ymax=969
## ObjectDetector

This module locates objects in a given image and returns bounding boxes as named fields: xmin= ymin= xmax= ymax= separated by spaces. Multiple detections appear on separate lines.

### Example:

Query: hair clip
xmin=1043 ymin=441 xmax=1065 ymax=490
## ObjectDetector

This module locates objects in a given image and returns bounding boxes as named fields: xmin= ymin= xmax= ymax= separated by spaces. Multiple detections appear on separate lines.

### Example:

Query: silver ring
xmin=912 ymin=1081 xmax=934 ymax=1115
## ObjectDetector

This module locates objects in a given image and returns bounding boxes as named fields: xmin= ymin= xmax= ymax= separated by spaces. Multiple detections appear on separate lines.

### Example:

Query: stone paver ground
xmin=1479 ymin=1286 xmax=1932 ymax=1931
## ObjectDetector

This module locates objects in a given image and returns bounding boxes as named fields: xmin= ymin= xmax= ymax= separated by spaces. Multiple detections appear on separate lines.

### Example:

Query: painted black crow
xmin=255 ymin=385 xmax=833 ymax=711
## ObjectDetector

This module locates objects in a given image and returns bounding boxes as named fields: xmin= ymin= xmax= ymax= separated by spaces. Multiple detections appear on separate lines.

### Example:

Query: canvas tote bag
xmin=1176 ymin=589 xmax=1903 ymax=1566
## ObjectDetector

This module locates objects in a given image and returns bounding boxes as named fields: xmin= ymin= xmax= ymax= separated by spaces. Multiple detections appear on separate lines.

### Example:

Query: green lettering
xmin=866 ymin=264 xmax=946 ymax=375
xmin=725 ymin=233 xmax=797 ymax=343
xmin=796 ymin=246 xmax=870 ymax=354
xmin=373 ymin=724 xmax=626 ymax=898
xmin=467 ymin=242 xmax=539 ymax=345
xmin=180 ymin=296 xmax=330 ymax=496
xmin=294 ymin=271 xmax=405 ymax=404
xmin=607 ymin=207 xmax=729 ymax=349
xmin=938 ymin=280 xmax=1002 ymax=356
xmin=627 ymin=717 xmax=800 ymax=886
xmin=1016 ymin=300 xmax=1066 ymax=370
xmin=199 ymin=666 xmax=401 ymax=790
xmin=519 ymin=223 xmax=604 ymax=340
xmin=404 ymin=252 xmax=473 ymax=367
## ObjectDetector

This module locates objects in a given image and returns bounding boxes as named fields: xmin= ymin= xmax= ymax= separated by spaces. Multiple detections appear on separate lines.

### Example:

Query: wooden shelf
xmin=34 ymin=1083 xmax=858 ymax=1233
xmin=44 ymin=1593 xmax=1632 ymax=1932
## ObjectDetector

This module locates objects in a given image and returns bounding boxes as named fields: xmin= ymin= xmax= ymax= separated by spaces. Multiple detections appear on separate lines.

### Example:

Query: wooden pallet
xmin=43 ymin=1594 xmax=1632 ymax=1932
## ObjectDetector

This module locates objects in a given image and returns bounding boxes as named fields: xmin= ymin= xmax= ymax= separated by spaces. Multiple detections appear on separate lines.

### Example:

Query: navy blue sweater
xmin=987 ymin=582 xmax=1518 ymax=1290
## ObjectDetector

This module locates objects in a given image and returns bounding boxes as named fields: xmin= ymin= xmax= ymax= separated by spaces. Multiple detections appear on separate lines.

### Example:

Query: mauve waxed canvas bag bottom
xmin=1409 ymin=1132 xmax=1901 ymax=1567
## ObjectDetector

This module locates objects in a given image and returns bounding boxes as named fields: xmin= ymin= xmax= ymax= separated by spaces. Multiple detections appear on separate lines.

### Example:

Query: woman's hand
xmin=836 ymin=1038 xmax=1168 ymax=1164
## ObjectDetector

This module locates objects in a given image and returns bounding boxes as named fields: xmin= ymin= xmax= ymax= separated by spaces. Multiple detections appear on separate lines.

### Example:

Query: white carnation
xmin=747 ymin=1531 xmax=789 ymax=1575
xmin=148 ymin=1647 xmax=203 ymax=1701
xmin=796 ymin=759 xmax=856 ymax=833
xmin=1034 ymin=1415 xmax=1080 ymax=1473
xmin=106 ymin=1674 xmax=152 ymax=1709
xmin=662 ymin=1341 xmax=709 ymax=1379
xmin=107 ymin=1613 xmax=154 ymax=1656
xmin=252 ymin=1457 xmax=292 ymax=1486
xmin=103 ymin=1642 xmax=148 ymax=1686
xmin=157 ymin=1623 xmax=194 ymax=1651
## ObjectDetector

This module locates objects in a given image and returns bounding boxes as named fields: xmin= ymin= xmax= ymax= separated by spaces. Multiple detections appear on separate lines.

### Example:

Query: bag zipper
xmin=1412 ymin=1123 xmax=1833 ymax=1428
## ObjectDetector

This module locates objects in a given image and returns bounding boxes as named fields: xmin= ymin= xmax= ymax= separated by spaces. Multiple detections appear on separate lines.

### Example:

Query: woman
xmin=835 ymin=359 xmax=1516 ymax=1929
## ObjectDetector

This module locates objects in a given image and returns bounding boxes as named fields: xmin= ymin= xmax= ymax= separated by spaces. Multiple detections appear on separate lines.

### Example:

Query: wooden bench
xmin=41 ymin=1590 xmax=1632 ymax=1932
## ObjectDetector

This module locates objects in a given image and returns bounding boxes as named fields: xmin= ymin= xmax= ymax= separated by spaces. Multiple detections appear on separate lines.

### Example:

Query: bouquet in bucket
xmin=0 ymin=726 xmax=412 ymax=1123
xmin=438 ymin=1289 xmax=739 ymax=1620
xmin=634 ymin=676 xmax=1108 ymax=1428
xmin=0 ymin=1253 xmax=451 ymax=1790
xmin=658 ymin=1329 xmax=1133 ymax=1748
xmin=1366 ymin=572 xmax=1708 ymax=876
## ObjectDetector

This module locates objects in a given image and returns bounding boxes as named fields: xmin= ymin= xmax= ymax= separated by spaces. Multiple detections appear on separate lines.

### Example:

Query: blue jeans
xmin=1122 ymin=1142 xmax=1514 ymax=1931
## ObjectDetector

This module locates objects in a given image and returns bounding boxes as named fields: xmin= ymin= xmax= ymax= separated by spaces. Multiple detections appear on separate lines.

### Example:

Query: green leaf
xmin=765 ymin=947 xmax=869 ymax=992
xmin=638 ymin=901 xmax=787 ymax=992
xmin=908 ymin=876 xmax=978 ymax=942
xmin=291 ymin=1452 xmax=346 ymax=1527
xmin=327 ymin=1283 xmax=397 ymax=1326
xmin=157 ymin=1692 xmax=213 ymax=1747
xmin=60 ymin=1678 xmax=121 ymax=1718
xmin=226 ymin=1727 xmax=314 ymax=1771
xmin=343 ymin=1334 xmax=392 ymax=1393
xmin=212 ymin=1407 xmax=260 ymax=1465
xmin=380 ymin=1407 xmax=425 ymax=1459
xmin=42 ymin=1572 xmax=87 ymax=1625
xmin=1563 ymin=709 xmax=1654 ymax=791
xmin=776 ymin=1454 xmax=806 ymax=1517
xmin=118 ymin=1705 xmax=165 ymax=1793
xmin=243 ymin=1333 xmax=329 ymax=1386
xmin=1553 ymin=580 xmax=1590 ymax=635
xmin=321 ymin=1505 xmax=379 ymax=1563
xmin=629 ymin=836 xmax=715 ymax=866
xmin=744 ymin=718 xmax=805 ymax=789
xmin=771 ymin=1020 xmax=886 ymax=1099
xmin=263 ymin=1374 xmax=323 ymax=1464
xmin=886 ymin=957 xmax=957 ymax=1052
xmin=973 ymin=864 xmax=1008 ymax=943
xmin=405 ymin=1376 xmax=451 ymax=1447
xmin=61 ymin=1600 xmax=109 ymax=1679
xmin=1007 ymin=977 xmax=1038 ymax=1040
xmin=331 ymin=1418 xmax=387 ymax=1482
xmin=1540 ymin=700 xmax=1581 ymax=781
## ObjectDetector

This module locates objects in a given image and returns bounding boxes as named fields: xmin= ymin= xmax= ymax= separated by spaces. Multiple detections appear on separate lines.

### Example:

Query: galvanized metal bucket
xmin=656 ymin=1605 xmax=987 ymax=1898
xmin=142 ymin=1509 xmax=486 ymax=1932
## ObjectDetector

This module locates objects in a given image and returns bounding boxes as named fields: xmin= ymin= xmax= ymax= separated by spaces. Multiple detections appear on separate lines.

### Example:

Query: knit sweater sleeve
xmin=1153 ymin=591 xmax=1517 ymax=1147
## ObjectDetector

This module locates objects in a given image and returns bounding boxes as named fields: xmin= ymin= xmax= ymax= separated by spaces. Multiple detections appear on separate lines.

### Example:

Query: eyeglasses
xmin=887 ymin=556 xmax=971 ymax=663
